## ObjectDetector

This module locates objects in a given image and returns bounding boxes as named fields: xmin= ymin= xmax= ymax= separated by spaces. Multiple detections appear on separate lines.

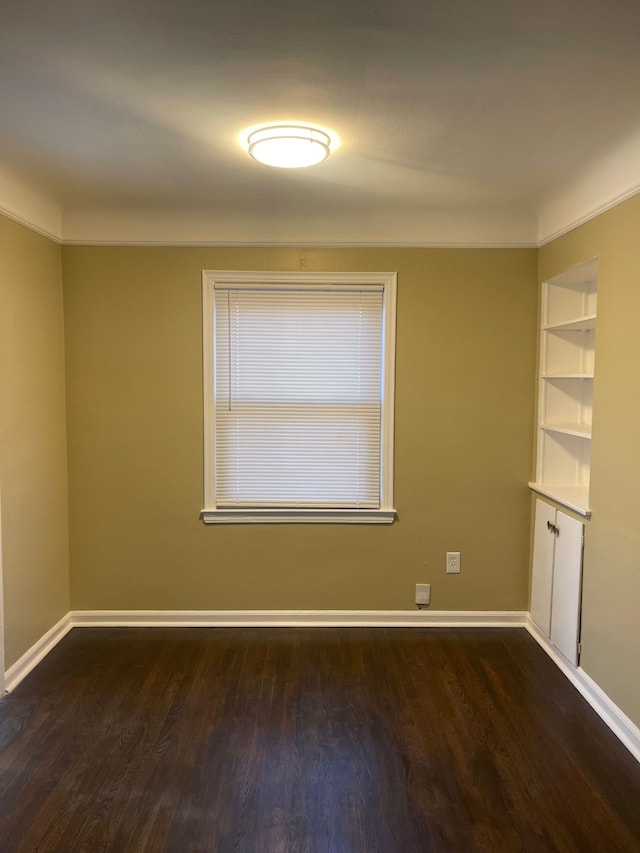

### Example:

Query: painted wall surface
xmin=539 ymin=193 xmax=640 ymax=728
xmin=0 ymin=215 xmax=70 ymax=667
xmin=62 ymin=246 xmax=537 ymax=613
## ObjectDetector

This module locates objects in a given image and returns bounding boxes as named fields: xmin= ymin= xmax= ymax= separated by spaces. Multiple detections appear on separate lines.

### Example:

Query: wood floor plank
xmin=0 ymin=627 xmax=638 ymax=852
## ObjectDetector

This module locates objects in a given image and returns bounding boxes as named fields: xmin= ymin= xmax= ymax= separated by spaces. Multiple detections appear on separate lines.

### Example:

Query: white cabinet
xmin=529 ymin=257 xmax=598 ymax=517
xmin=530 ymin=499 xmax=584 ymax=665
xmin=530 ymin=501 xmax=556 ymax=636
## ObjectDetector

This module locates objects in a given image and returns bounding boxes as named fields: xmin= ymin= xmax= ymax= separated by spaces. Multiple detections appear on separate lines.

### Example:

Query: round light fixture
xmin=246 ymin=124 xmax=333 ymax=168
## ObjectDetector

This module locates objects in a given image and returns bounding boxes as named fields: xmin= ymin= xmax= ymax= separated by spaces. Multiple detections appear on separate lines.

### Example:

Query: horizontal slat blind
xmin=214 ymin=286 xmax=384 ymax=507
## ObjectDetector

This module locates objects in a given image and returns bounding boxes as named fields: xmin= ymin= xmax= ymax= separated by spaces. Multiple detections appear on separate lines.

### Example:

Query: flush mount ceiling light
xmin=246 ymin=124 xmax=333 ymax=168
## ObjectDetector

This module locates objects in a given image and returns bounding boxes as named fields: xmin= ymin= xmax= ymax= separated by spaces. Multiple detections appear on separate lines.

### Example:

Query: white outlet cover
xmin=446 ymin=552 xmax=461 ymax=574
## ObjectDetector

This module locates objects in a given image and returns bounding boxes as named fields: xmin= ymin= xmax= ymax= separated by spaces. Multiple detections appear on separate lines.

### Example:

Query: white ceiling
xmin=1 ymin=0 xmax=639 ymax=245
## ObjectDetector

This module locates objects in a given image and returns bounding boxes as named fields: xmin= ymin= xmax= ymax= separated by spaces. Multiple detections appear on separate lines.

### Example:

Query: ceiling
xmin=1 ymin=0 xmax=639 ymax=245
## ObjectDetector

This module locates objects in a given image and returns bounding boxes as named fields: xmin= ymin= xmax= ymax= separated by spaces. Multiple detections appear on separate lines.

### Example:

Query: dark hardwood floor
xmin=0 ymin=627 xmax=639 ymax=852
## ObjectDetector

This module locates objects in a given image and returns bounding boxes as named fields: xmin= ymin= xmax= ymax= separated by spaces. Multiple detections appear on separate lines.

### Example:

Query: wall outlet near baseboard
xmin=446 ymin=552 xmax=461 ymax=574
xmin=415 ymin=583 xmax=431 ymax=607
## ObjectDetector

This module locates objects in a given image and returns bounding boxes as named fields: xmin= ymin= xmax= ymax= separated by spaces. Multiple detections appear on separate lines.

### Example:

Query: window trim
xmin=201 ymin=270 xmax=397 ymax=524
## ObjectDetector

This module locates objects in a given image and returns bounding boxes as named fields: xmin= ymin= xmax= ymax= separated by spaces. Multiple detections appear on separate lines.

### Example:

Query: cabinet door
xmin=530 ymin=500 xmax=556 ymax=636
xmin=550 ymin=511 xmax=584 ymax=665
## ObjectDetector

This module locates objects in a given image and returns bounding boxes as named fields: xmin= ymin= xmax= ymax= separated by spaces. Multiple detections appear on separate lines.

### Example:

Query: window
xmin=201 ymin=271 xmax=396 ymax=523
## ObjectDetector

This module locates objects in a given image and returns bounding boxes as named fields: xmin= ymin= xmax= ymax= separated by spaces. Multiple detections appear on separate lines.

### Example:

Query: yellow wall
xmin=61 ymin=246 xmax=537 ymax=612
xmin=539 ymin=193 xmax=640 ymax=727
xmin=0 ymin=216 xmax=70 ymax=667
xmin=5 ymin=199 xmax=639 ymax=733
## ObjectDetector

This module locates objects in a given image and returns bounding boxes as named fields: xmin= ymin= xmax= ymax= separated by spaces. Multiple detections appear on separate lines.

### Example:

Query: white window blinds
xmin=213 ymin=284 xmax=385 ymax=508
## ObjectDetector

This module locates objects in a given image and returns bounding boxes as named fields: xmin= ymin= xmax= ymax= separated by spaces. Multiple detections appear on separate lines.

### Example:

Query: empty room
xmin=0 ymin=1 xmax=639 ymax=851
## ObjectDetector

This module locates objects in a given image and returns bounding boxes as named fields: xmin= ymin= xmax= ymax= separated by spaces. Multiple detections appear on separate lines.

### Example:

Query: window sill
xmin=200 ymin=508 xmax=396 ymax=525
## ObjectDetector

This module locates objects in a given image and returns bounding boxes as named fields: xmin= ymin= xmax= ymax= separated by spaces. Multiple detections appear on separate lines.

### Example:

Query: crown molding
xmin=2 ymin=155 xmax=640 ymax=249
xmin=0 ymin=204 xmax=62 ymax=244
xmin=62 ymin=238 xmax=538 ymax=248
xmin=537 ymin=183 xmax=640 ymax=247
xmin=537 ymin=129 xmax=640 ymax=246
xmin=59 ymin=205 xmax=538 ymax=247
xmin=0 ymin=167 xmax=62 ymax=242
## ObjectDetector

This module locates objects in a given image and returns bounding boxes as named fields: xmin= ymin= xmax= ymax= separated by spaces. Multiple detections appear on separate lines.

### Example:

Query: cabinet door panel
xmin=550 ymin=511 xmax=584 ymax=664
xmin=530 ymin=500 xmax=556 ymax=636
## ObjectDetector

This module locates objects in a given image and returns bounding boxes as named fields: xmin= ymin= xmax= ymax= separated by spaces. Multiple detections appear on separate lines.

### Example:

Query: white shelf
xmin=533 ymin=258 xmax=598 ymax=516
xmin=545 ymin=257 xmax=599 ymax=287
xmin=541 ymin=373 xmax=593 ymax=380
xmin=543 ymin=314 xmax=597 ymax=332
xmin=541 ymin=423 xmax=592 ymax=439
xmin=528 ymin=482 xmax=591 ymax=518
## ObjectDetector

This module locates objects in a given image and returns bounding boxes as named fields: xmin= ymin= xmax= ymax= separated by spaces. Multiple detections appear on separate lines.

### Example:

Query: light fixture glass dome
xmin=247 ymin=124 xmax=332 ymax=168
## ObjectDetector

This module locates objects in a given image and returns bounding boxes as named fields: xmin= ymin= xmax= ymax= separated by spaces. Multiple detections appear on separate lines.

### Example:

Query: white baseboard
xmin=4 ymin=613 xmax=73 ymax=693
xmin=70 ymin=609 xmax=528 ymax=628
xmin=525 ymin=617 xmax=640 ymax=764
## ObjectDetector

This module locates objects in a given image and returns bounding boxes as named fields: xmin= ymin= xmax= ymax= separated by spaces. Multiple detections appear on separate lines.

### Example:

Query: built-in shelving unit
xmin=529 ymin=258 xmax=598 ymax=517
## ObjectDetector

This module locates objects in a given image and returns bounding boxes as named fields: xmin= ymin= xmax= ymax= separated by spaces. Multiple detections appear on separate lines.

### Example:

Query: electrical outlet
xmin=446 ymin=552 xmax=461 ymax=574
xmin=415 ymin=583 xmax=431 ymax=606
